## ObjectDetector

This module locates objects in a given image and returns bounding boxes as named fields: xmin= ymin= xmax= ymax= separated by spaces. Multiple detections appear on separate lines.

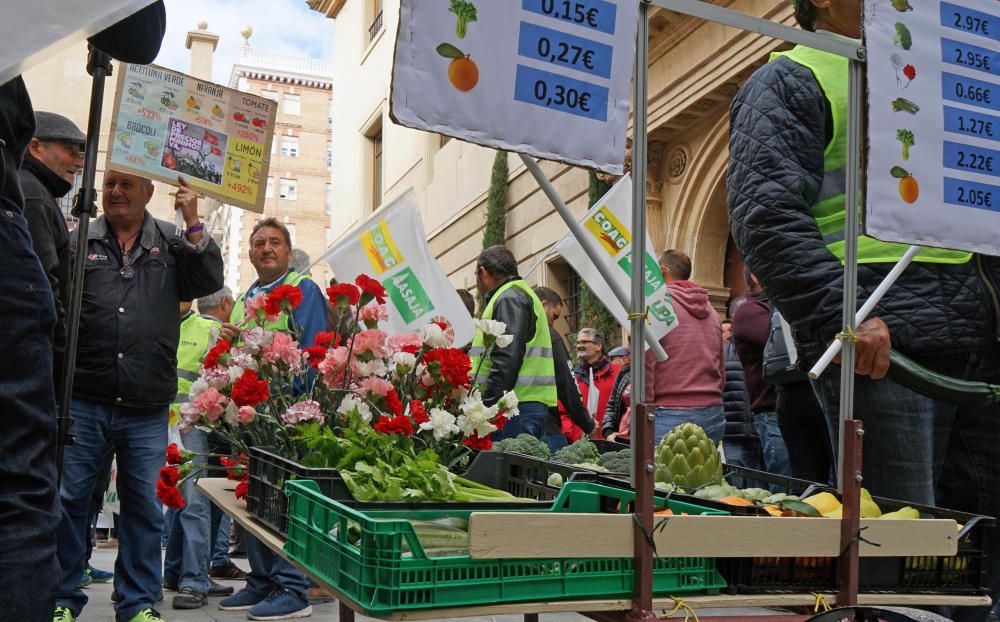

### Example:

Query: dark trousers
xmin=776 ymin=380 xmax=833 ymax=485
xmin=0 ymin=204 xmax=60 ymax=621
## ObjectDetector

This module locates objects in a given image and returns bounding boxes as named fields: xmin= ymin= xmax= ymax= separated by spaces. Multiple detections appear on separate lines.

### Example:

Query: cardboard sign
xmin=390 ymin=0 xmax=639 ymax=174
xmin=107 ymin=63 xmax=276 ymax=213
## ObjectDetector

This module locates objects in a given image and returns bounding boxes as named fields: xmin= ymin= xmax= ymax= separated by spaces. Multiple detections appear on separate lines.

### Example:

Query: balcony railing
xmin=369 ymin=10 xmax=383 ymax=42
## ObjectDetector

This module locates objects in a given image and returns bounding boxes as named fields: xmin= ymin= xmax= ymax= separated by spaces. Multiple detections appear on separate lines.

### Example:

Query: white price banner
xmin=865 ymin=0 xmax=1000 ymax=255
xmin=390 ymin=0 xmax=639 ymax=174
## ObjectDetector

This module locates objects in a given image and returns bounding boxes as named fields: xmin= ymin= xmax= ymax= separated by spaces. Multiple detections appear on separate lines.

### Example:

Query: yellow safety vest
xmin=231 ymin=271 xmax=311 ymax=333
xmin=173 ymin=312 xmax=219 ymax=411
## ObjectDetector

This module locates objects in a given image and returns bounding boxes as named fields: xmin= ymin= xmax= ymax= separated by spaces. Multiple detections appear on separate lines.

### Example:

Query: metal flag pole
xmin=518 ymin=153 xmax=668 ymax=361
xmin=57 ymin=46 xmax=112 ymax=482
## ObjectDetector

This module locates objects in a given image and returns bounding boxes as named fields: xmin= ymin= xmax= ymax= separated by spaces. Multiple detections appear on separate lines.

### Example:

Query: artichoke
xmin=654 ymin=423 xmax=723 ymax=492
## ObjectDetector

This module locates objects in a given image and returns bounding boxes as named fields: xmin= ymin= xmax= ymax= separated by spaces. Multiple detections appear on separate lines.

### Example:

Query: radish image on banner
xmin=323 ymin=192 xmax=475 ymax=347
xmin=553 ymin=175 xmax=679 ymax=347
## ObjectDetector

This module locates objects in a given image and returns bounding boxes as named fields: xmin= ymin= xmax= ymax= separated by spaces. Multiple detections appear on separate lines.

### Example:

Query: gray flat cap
xmin=608 ymin=346 xmax=630 ymax=358
xmin=34 ymin=111 xmax=86 ymax=145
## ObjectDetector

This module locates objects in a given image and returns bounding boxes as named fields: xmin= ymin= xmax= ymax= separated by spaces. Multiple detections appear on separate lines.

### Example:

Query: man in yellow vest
xmin=219 ymin=218 xmax=326 ymax=620
xmin=163 ymin=289 xmax=235 ymax=610
xmin=727 ymin=2 xmax=1000 ymax=618
xmin=469 ymin=246 xmax=556 ymax=440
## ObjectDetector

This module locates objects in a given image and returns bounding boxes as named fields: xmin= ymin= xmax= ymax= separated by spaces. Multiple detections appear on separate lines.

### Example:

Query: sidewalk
xmin=81 ymin=547 xmax=776 ymax=621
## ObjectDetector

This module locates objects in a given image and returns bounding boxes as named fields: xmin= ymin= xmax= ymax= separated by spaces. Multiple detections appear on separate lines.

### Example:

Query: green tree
xmin=577 ymin=171 xmax=620 ymax=349
xmin=482 ymin=150 xmax=508 ymax=249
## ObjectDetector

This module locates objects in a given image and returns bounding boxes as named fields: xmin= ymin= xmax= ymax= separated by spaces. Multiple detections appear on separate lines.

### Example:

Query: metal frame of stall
xmin=516 ymin=1 xmax=872 ymax=619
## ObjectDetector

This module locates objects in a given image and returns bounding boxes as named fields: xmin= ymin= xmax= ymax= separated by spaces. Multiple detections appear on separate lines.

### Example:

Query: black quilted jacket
xmin=727 ymin=55 xmax=1000 ymax=365
xmin=723 ymin=339 xmax=754 ymax=439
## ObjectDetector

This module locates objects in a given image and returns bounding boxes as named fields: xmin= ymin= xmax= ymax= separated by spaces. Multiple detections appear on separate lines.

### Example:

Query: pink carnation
xmin=358 ymin=304 xmax=389 ymax=326
xmin=358 ymin=376 xmax=394 ymax=397
xmin=237 ymin=406 xmax=256 ymax=424
xmin=351 ymin=329 xmax=389 ymax=358
xmin=319 ymin=346 xmax=350 ymax=387
xmin=203 ymin=366 xmax=231 ymax=390
xmin=263 ymin=331 xmax=302 ymax=370
xmin=192 ymin=387 xmax=228 ymax=422
xmin=388 ymin=332 xmax=424 ymax=354
xmin=282 ymin=400 xmax=325 ymax=425
xmin=245 ymin=294 xmax=280 ymax=323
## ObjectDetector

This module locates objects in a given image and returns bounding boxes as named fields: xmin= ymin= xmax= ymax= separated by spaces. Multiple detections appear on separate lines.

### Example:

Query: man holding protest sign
xmin=727 ymin=0 xmax=1000 ymax=618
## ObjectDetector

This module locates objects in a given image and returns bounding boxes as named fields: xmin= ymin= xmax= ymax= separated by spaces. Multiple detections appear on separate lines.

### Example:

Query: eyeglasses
xmin=576 ymin=339 xmax=594 ymax=345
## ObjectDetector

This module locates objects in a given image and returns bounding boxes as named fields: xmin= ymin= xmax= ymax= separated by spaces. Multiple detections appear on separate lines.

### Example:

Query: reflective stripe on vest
xmin=469 ymin=279 xmax=557 ymax=406
xmin=173 ymin=312 xmax=220 ymax=410
xmin=772 ymin=46 xmax=971 ymax=266
xmin=231 ymin=271 xmax=311 ymax=333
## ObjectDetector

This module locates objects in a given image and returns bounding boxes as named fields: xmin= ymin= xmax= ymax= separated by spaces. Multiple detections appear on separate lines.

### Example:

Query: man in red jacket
xmin=645 ymin=250 xmax=725 ymax=445
xmin=563 ymin=328 xmax=620 ymax=442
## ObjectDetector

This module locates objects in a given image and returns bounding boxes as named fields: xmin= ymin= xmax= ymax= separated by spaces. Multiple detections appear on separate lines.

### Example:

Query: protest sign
xmin=390 ymin=0 xmax=640 ymax=174
xmin=323 ymin=192 xmax=476 ymax=347
xmin=107 ymin=63 xmax=276 ymax=213
xmin=553 ymin=175 xmax=678 ymax=347
xmin=865 ymin=0 xmax=999 ymax=255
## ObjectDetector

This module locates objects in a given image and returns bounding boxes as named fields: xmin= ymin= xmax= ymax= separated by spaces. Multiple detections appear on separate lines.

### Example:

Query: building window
xmin=261 ymin=89 xmax=279 ymax=101
xmin=283 ymin=94 xmax=300 ymax=116
xmin=372 ymin=131 xmax=382 ymax=210
xmin=265 ymin=176 xmax=274 ymax=198
xmin=369 ymin=0 xmax=384 ymax=42
xmin=325 ymin=183 xmax=333 ymax=216
xmin=279 ymin=178 xmax=297 ymax=201
xmin=286 ymin=223 xmax=297 ymax=246
xmin=326 ymin=142 xmax=333 ymax=170
xmin=328 ymin=100 xmax=334 ymax=129
xmin=562 ymin=268 xmax=582 ymax=336
xmin=280 ymin=136 xmax=299 ymax=158
xmin=325 ymin=226 xmax=333 ymax=248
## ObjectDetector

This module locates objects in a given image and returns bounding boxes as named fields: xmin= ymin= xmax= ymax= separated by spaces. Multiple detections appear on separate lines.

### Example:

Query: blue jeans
xmin=56 ymin=400 xmax=167 ymax=619
xmin=723 ymin=438 xmax=763 ymax=472
xmin=0 ymin=200 xmax=60 ymax=621
xmin=653 ymin=404 xmax=725 ymax=446
xmin=245 ymin=536 xmax=309 ymax=600
xmin=492 ymin=401 xmax=547 ymax=441
xmin=542 ymin=433 xmax=568 ymax=452
xmin=813 ymin=349 xmax=1000 ymax=622
xmin=163 ymin=427 xmax=212 ymax=593
xmin=752 ymin=412 xmax=792 ymax=478
xmin=212 ymin=514 xmax=233 ymax=567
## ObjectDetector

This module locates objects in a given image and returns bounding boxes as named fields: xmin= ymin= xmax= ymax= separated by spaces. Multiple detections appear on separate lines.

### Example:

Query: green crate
xmin=284 ymin=480 xmax=727 ymax=615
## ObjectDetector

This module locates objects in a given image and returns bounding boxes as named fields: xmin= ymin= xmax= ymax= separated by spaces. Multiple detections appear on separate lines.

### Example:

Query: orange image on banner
xmin=584 ymin=206 xmax=631 ymax=257
xmin=361 ymin=220 xmax=404 ymax=275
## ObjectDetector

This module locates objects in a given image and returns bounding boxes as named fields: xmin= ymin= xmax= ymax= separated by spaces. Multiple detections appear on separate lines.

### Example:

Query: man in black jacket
xmin=0 ymin=6 xmax=166 ymax=622
xmin=54 ymin=171 xmax=223 ymax=622
xmin=19 ymin=111 xmax=85 ymax=396
xmin=728 ymin=1 xmax=1000 ymax=618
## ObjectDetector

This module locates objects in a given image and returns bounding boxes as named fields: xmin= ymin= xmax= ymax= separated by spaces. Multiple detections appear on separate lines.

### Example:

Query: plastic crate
xmin=462 ymin=451 xmax=588 ymax=500
xmin=284 ymin=480 xmax=727 ymax=615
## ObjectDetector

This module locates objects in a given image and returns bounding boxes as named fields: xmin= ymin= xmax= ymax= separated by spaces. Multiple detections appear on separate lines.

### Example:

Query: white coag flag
xmin=553 ymin=175 xmax=679 ymax=348
xmin=324 ymin=192 xmax=475 ymax=347
xmin=0 ymin=0 xmax=158 ymax=85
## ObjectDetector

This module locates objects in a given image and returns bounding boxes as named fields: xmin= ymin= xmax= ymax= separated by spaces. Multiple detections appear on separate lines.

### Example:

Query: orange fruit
xmin=716 ymin=496 xmax=753 ymax=506
xmin=448 ymin=56 xmax=479 ymax=92
xmin=899 ymin=175 xmax=919 ymax=203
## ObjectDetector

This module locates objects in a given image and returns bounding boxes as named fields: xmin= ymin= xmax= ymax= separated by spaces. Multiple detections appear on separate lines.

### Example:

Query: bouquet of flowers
xmin=157 ymin=274 xmax=519 ymax=507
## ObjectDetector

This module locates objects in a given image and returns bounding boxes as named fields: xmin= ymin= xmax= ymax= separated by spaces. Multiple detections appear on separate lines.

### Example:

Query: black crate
xmin=462 ymin=451 xmax=587 ymax=500
xmin=248 ymin=447 xmax=554 ymax=537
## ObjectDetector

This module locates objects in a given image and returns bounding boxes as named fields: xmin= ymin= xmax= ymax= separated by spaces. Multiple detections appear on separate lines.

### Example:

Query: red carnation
xmin=234 ymin=478 xmax=249 ymax=501
xmin=313 ymin=332 xmax=341 ymax=348
xmin=156 ymin=479 xmax=186 ymax=509
xmin=409 ymin=400 xmax=429 ymax=425
xmin=264 ymin=284 xmax=303 ymax=317
xmin=230 ymin=370 xmax=270 ymax=407
xmin=203 ymin=340 xmax=230 ymax=369
xmin=159 ymin=465 xmax=181 ymax=486
xmin=374 ymin=415 xmax=414 ymax=436
xmin=423 ymin=348 xmax=472 ymax=388
xmin=302 ymin=345 xmax=327 ymax=369
xmin=327 ymin=283 xmax=360 ymax=307
xmin=493 ymin=414 xmax=509 ymax=430
xmin=166 ymin=443 xmax=183 ymax=465
xmin=385 ymin=389 xmax=404 ymax=417
xmin=402 ymin=344 xmax=420 ymax=355
xmin=355 ymin=274 xmax=387 ymax=305
xmin=463 ymin=433 xmax=492 ymax=451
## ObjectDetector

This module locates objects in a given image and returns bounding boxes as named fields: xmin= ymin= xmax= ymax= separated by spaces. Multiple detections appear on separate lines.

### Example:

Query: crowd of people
xmin=2 ymin=0 xmax=999 ymax=621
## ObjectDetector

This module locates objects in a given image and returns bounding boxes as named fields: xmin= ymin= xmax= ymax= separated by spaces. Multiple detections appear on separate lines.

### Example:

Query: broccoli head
xmin=550 ymin=439 xmax=599 ymax=465
xmin=490 ymin=433 xmax=551 ymax=459
xmin=896 ymin=129 xmax=914 ymax=160
xmin=893 ymin=22 xmax=912 ymax=50
xmin=597 ymin=449 xmax=633 ymax=474
xmin=449 ymin=0 xmax=478 ymax=39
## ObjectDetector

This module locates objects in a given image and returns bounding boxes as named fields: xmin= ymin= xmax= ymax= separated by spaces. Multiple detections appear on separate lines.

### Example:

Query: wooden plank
xmin=197 ymin=479 xmax=987 ymax=621
xmin=468 ymin=513 xmax=958 ymax=558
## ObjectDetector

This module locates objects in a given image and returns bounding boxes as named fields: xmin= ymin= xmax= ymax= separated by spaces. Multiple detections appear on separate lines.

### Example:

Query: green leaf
xmin=436 ymin=43 xmax=465 ymax=59
xmin=890 ymin=166 xmax=910 ymax=178
xmin=778 ymin=499 xmax=823 ymax=517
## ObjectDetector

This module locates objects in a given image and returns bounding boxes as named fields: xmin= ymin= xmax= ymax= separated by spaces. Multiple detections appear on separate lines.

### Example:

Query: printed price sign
xmin=390 ymin=0 xmax=640 ymax=174
xmin=865 ymin=0 xmax=1000 ymax=255
xmin=106 ymin=63 xmax=276 ymax=213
